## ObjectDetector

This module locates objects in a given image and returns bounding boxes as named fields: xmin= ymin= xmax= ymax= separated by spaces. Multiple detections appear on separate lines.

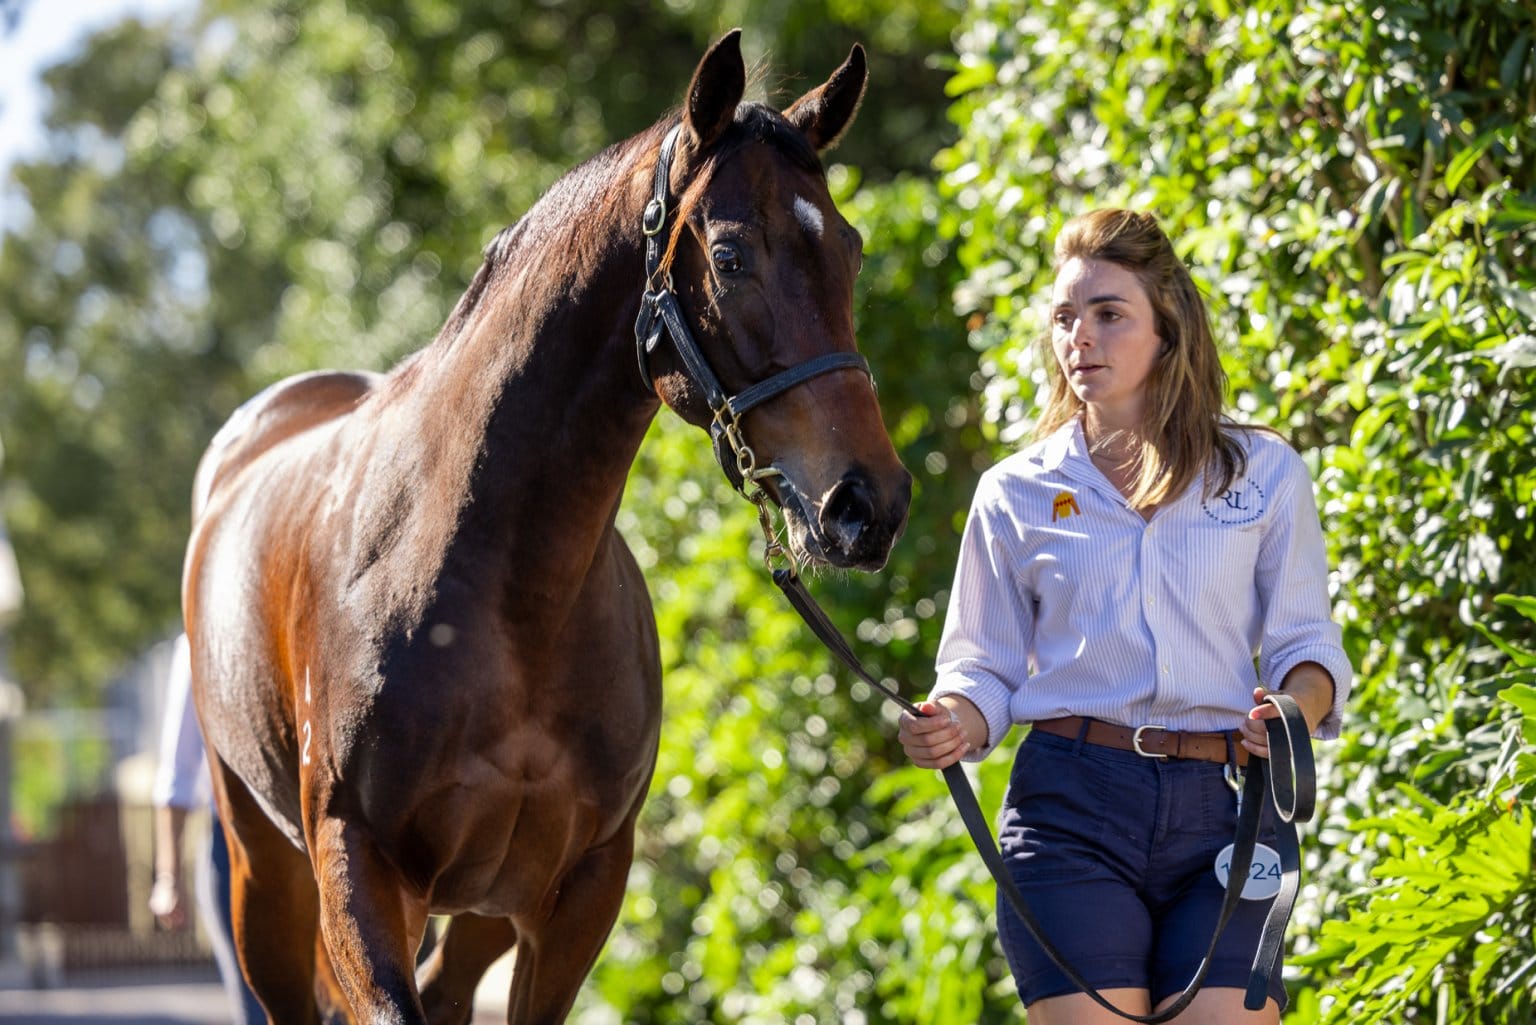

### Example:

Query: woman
xmin=899 ymin=209 xmax=1350 ymax=1024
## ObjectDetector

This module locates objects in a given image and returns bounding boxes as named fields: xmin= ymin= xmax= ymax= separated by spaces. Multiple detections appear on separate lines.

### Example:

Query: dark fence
xmin=20 ymin=795 xmax=213 ymax=977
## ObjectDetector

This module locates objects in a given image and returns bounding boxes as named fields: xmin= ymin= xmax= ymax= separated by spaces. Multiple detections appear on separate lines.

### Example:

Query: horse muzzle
xmin=777 ymin=468 xmax=911 ymax=571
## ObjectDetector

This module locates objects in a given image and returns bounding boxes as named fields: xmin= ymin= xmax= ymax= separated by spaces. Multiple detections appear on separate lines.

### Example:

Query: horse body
xmin=185 ymin=32 xmax=908 ymax=1025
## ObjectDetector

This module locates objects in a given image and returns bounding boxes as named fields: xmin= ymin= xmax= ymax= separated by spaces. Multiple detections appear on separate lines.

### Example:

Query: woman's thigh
xmin=1024 ymin=986 xmax=1281 ymax=1024
xmin=1154 ymin=987 xmax=1280 ymax=1024
xmin=996 ymin=732 xmax=1161 ymax=1005
xmin=1024 ymin=987 xmax=1151 ymax=1025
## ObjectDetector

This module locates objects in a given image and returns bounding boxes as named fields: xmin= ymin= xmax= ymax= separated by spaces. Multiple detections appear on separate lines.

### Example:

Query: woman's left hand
xmin=1239 ymin=688 xmax=1286 ymax=759
xmin=1240 ymin=664 xmax=1335 ymax=758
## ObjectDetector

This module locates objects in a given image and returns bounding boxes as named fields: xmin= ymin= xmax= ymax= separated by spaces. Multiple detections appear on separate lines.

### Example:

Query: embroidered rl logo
xmin=1051 ymin=490 xmax=1082 ymax=521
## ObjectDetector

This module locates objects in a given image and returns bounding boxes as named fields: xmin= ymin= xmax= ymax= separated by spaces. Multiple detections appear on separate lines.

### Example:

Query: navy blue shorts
xmin=996 ymin=727 xmax=1288 ymax=1011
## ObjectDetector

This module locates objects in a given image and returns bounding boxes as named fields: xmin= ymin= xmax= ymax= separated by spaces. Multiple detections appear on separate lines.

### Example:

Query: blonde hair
xmin=1036 ymin=209 xmax=1246 ymax=508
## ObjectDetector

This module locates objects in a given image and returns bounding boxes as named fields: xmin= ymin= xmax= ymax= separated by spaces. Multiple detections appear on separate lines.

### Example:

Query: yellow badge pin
xmin=1051 ymin=490 xmax=1081 ymax=521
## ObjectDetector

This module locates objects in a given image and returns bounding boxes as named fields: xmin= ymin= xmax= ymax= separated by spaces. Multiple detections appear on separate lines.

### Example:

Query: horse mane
xmin=426 ymin=123 xmax=669 ymax=352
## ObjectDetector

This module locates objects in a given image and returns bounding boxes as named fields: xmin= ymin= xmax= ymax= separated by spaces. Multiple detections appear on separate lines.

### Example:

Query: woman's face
xmin=1050 ymin=257 xmax=1163 ymax=431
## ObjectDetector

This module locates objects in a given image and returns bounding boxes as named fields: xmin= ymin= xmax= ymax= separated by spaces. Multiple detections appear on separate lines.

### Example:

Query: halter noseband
xmin=633 ymin=123 xmax=872 ymax=493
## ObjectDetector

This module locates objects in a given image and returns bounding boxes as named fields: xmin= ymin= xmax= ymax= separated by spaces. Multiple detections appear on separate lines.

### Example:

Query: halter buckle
xmin=642 ymin=198 xmax=667 ymax=237
xmin=1132 ymin=724 xmax=1170 ymax=759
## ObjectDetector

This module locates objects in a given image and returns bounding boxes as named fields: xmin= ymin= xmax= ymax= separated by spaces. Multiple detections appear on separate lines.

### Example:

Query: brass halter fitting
xmin=712 ymin=405 xmax=796 ymax=571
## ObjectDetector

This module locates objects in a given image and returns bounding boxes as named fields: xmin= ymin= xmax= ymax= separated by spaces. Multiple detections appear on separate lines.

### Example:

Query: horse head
xmin=639 ymin=31 xmax=912 ymax=571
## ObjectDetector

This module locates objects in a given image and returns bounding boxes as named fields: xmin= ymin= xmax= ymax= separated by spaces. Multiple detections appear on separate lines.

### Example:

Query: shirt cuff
xmin=1266 ymin=644 xmax=1353 ymax=740
xmin=929 ymin=671 xmax=1016 ymax=762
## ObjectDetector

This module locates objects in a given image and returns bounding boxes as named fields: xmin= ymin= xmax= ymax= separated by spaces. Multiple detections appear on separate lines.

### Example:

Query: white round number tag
xmin=1214 ymin=842 xmax=1283 ymax=900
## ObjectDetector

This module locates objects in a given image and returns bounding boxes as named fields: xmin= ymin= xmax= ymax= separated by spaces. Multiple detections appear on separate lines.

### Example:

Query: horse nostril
xmin=821 ymin=477 xmax=878 ymax=551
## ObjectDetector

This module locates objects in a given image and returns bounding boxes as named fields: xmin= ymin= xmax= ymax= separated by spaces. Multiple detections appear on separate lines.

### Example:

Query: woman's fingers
xmin=899 ymin=700 xmax=969 ymax=769
xmin=1241 ymin=687 xmax=1273 ymax=757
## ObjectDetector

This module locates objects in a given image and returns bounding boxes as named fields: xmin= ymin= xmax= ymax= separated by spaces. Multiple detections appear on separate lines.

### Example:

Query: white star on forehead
xmin=793 ymin=195 xmax=824 ymax=239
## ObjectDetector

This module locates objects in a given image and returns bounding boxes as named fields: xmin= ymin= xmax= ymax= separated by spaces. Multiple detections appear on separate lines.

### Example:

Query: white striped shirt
xmin=930 ymin=418 xmax=1352 ymax=760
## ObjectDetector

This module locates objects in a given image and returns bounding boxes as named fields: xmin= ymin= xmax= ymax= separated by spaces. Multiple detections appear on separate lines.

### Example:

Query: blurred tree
xmin=0 ymin=19 xmax=227 ymax=700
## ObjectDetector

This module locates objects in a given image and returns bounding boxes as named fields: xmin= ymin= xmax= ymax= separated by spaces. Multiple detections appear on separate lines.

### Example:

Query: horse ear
xmin=784 ymin=43 xmax=867 ymax=153
xmin=685 ymin=29 xmax=745 ymax=151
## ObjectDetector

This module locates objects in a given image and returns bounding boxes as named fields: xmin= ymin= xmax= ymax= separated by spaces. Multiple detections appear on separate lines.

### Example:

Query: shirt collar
xmin=1036 ymin=417 xmax=1087 ymax=472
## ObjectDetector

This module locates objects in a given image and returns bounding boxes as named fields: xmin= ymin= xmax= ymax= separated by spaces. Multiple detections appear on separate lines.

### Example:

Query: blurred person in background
xmin=149 ymin=632 xmax=265 ymax=1025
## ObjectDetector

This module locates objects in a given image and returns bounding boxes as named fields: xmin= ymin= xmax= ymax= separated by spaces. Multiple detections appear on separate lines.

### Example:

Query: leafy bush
xmin=1299 ymin=595 xmax=1536 ymax=1024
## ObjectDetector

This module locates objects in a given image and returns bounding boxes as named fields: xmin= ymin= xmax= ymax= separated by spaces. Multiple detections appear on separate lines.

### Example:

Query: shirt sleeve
xmin=151 ymin=633 xmax=210 ymax=809
xmin=929 ymin=474 xmax=1034 ymax=761
xmin=1255 ymin=449 xmax=1353 ymax=739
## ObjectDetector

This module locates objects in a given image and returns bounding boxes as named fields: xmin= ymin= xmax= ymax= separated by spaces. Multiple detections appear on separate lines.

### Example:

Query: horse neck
xmin=400 ymin=143 xmax=662 ymax=592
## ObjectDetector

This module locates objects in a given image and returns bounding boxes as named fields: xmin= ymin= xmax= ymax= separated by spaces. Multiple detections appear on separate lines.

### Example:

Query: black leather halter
xmin=633 ymin=123 xmax=872 ymax=492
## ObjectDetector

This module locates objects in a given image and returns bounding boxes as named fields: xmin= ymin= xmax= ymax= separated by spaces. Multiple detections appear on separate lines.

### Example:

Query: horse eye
xmin=711 ymin=244 xmax=743 ymax=275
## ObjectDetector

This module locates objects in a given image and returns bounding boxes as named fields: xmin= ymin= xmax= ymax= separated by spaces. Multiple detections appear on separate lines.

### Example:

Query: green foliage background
xmin=1 ymin=0 xmax=1533 ymax=1021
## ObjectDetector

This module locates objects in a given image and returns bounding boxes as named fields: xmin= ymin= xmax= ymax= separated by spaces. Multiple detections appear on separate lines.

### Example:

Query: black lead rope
xmin=772 ymin=567 xmax=1315 ymax=1021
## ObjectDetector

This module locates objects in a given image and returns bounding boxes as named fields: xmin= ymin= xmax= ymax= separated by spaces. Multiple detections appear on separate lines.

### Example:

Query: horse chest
xmin=339 ymin=629 xmax=661 ymax=815
xmin=347 ymin=703 xmax=657 ymax=916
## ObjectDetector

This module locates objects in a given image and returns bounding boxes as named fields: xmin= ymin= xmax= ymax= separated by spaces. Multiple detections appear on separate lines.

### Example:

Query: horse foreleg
xmin=418 ymin=913 xmax=518 ymax=1025
xmin=506 ymin=832 xmax=635 ymax=1025
xmin=211 ymin=756 xmax=324 ymax=1025
xmin=315 ymin=929 xmax=353 ymax=1024
xmin=310 ymin=815 xmax=432 ymax=1025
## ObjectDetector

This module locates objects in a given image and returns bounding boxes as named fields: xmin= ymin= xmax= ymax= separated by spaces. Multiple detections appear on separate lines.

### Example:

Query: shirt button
xmin=1162 ymin=665 xmax=1170 ymax=674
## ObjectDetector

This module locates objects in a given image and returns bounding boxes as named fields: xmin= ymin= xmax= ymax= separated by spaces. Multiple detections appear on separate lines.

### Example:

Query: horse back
xmin=192 ymin=370 xmax=382 ymax=519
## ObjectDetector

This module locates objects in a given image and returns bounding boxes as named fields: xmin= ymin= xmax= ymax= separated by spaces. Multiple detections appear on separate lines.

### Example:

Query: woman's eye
xmin=712 ymin=244 xmax=743 ymax=274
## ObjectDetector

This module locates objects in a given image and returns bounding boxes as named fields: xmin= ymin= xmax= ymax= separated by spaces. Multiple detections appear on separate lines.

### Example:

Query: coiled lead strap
xmin=1245 ymin=692 xmax=1314 ymax=1011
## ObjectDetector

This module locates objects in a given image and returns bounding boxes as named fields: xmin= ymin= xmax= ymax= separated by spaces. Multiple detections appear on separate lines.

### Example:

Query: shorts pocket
xmin=998 ymin=736 xmax=1121 ymax=881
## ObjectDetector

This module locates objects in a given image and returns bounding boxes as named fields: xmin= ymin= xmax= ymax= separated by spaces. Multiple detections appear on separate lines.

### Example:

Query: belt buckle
xmin=1132 ymin=724 xmax=1170 ymax=759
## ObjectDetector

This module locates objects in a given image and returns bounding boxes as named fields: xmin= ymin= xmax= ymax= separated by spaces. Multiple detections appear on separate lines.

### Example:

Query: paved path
xmin=0 ymin=969 xmax=230 ymax=1024
xmin=0 ymin=964 xmax=513 ymax=1024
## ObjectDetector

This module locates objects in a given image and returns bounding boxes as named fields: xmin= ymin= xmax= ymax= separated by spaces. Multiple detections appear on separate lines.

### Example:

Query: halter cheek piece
xmin=633 ymin=123 xmax=872 ymax=493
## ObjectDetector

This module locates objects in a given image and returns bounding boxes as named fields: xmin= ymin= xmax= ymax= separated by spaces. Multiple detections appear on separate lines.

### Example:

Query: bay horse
xmin=182 ymin=30 xmax=911 ymax=1025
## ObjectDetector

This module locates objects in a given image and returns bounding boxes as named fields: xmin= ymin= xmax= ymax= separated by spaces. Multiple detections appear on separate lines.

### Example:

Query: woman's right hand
xmin=898 ymin=698 xmax=981 ymax=770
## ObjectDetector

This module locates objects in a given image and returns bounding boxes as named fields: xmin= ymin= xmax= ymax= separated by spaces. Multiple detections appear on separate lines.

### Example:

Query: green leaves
xmin=1445 ymin=128 xmax=1500 ymax=194
xmin=1302 ymin=681 xmax=1536 ymax=1024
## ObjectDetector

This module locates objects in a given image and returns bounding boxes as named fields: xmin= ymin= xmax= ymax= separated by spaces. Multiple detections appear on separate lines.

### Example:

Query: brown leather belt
xmin=1032 ymin=716 xmax=1250 ymax=767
